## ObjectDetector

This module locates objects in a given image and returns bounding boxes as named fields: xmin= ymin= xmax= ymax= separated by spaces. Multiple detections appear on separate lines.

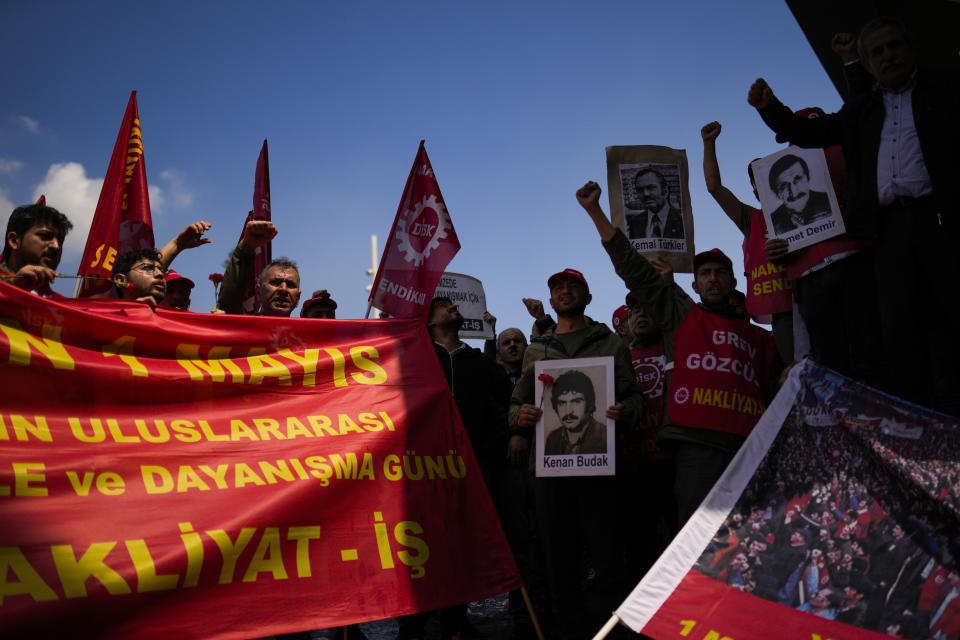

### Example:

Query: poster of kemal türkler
xmin=752 ymin=146 xmax=845 ymax=252
xmin=534 ymin=357 xmax=615 ymax=477
xmin=606 ymin=145 xmax=695 ymax=273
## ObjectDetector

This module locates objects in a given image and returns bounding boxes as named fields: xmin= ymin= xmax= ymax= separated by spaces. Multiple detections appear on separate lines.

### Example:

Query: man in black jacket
xmin=748 ymin=16 xmax=960 ymax=415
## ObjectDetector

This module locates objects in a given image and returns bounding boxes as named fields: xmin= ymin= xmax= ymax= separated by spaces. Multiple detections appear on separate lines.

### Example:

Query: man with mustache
xmin=543 ymin=370 xmax=605 ymax=455
xmin=626 ymin=167 xmax=685 ymax=239
xmin=749 ymin=16 xmax=960 ymax=415
xmin=576 ymin=180 xmax=781 ymax=528
xmin=0 ymin=203 xmax=73 ymax=295
xmin=767 ymin=154 xmax=832 ymax=234
xmin=218 ymin=219 xmax=302 ymax=317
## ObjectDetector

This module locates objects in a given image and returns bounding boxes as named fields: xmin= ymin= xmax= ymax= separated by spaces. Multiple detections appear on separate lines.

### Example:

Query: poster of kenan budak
xmin=606 ymin=145 xmax=695 ymax=273
xmin=534 ymin=357 xmax=615 ymax=477
xmin=432 ymin=272 xmax=493 ymax=340
xmin=751 ymin=146 xmax=844 ymax=252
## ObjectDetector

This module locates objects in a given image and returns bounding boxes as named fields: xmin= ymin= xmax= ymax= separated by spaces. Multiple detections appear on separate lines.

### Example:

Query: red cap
xmin=777 ymin=106 xmax=827 ymax=143
xmin=547 ymin=268 xmax=589 ymax=293
xmin=693 ymin=248 xmax=733 ymax=272
xmin=612 ymin=305 xmax=629 ymax=329
xmin=301 ymin=289 xmax=338 ymax=317
xmin=164 ymin=268 xmax=194 ymax=289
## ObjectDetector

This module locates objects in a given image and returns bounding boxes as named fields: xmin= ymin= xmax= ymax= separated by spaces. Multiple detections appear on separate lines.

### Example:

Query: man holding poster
xmin=576 ymin=180 xmax=782 ymax=528
xmin=509 ymin=267 xmax=643 ymax=639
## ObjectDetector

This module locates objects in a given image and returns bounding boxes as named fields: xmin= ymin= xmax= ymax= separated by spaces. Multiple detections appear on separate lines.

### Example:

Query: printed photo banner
xmin=433 ymin=272 xmax=493 ymax=340
xmin=751 ymin=146 xmax=845 ymax=253
xmin=613 ymin=360 xmax=960 ymax=640
xmin=606 ymin=145 xmax=695 ymax=273
xmin=534 ymin=357 xmax=615 ymax=477
xmin=0 ymin=283 xmax=520 ymax=640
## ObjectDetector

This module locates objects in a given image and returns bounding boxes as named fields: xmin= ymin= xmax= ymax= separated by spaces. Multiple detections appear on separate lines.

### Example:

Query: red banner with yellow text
xmin=0 ymin=282 xmax=520 ymax=639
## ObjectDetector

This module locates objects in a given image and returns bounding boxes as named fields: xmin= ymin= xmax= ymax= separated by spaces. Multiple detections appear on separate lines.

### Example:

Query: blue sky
xmin=0 ymin=1 xmax=843 ymax=336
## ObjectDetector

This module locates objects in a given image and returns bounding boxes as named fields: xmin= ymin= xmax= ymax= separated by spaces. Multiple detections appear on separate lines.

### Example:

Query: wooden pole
xmin=591 ymin=613 xmax=620 ymax=640
xmin=520 ymin=586 xmax=545 ymax=640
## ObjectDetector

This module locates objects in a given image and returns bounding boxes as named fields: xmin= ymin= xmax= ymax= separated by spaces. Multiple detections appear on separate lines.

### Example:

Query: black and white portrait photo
xmin=606 ymin=145 xmax=695 ymax=271
xmin=621 ymin=163 xmax=685 ymax=241
xmin=752 ymin=147 xmax=845 ymax=252
xmin=534 ymin=357 xmax=615 ymax=477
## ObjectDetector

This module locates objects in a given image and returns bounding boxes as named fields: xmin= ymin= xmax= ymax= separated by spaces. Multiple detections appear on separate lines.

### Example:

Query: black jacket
xmin=433 ymin=342 xmax=514 ymax=467
xmin=758 ymin=68 xmax=960 ymax=240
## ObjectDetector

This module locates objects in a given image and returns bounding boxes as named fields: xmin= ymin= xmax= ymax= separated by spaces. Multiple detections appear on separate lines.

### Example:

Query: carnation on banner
xmin=237 ymin=139 xmax=272 ymax=313
xmin=76 ymin=91 xmax=154 ymax=297
xmin=0 ymin=282 xmax=520 ymax=640
xmin=370 ymin=141 xmax=460 ymax=318
xmin=610 ymin=361 xmax=960 ymax=640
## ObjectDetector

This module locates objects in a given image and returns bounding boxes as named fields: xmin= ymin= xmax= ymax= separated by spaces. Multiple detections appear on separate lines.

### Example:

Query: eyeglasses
xmin=132 ymin=263 xmax=166 ymax=275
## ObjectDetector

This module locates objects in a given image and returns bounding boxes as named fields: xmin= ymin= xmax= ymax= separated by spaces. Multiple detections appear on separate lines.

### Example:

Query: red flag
xmin=237 ymin=140 xmax=272 ymax=313
xmin=35 ymin=194 xmax=46 ymax=206
xmin=370 ymin=141 xmax=460 ymax=317
xmin=75 ymin=91 xmax=154 ymax=297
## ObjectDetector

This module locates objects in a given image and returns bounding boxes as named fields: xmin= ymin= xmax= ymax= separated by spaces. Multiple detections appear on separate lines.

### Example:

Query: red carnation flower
xmin=208 ymin=273 xmax=224 ymax=284
xmin=538 ymin=373 xmax=554 ymax=385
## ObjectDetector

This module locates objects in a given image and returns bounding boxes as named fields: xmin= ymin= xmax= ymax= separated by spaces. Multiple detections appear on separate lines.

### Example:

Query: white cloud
xmin=28 ymin=162 xmax=195 ymax=266
xmin=0 ymin=158 xmax=24 ymax=173
xmin=14 ymin=115 xmax=40 ymax=134
xmin=0 ymin=188 xmax=14 ymax=218
xmin=157 ymin=169 xmax=194 ymax=209
xmin=31 ymin=162 xmax=104 ymax=265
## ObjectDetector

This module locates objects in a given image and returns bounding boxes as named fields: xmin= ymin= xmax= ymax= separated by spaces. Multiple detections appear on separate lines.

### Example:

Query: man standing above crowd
xmin=218 ymin=219 xmax=301 ymax=317
xmin=1 ymin=203 xmax=73 ymax=295
xmin=748 ymin=16 xmax=960 ymax=415
xmin=576 ymin=180 xmax=781 ymax=528
xmin=510 ymin=267 xmax=643 ymax=639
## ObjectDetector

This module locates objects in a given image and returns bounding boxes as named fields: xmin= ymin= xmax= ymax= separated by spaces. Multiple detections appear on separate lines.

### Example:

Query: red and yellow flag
xmin=75 ymin=91 xmax=154 ymax=297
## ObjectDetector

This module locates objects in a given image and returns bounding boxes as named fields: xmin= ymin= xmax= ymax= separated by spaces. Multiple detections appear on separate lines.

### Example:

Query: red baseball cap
xmin=547 ymin=268 xmax=589 ymax=293
xmin=693 ymin=248 xmax=733 ymax=272
xmin=301 ymin=289 xmax=338 ymax=317
xmin=164 ymin=268 xmax=194 ymax=289
xmin=612 ymin=305 xmax=629 ymax=329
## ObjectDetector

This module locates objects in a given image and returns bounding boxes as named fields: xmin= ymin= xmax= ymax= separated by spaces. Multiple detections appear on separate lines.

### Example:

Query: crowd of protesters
xmin=2 ymin=14 xmax=958 ymax=640
xmin=697 ymin=410 xmax=960 ymax=639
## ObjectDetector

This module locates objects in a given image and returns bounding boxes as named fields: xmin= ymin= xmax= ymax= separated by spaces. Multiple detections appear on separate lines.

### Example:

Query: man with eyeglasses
xmin=112 ymin=248 xmax=166 ymax=307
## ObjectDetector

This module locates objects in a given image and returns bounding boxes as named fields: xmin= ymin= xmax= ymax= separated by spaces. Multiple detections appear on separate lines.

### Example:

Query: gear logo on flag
xmin=395 ymin=195 xmax=451 ymax=266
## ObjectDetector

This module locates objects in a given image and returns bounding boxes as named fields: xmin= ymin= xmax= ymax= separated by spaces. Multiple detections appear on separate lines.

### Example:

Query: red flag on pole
xmin=238 ymin=139 xmax=272 ymax=313
xmin=35 ymin=194 xmax=46 ymax=206
xmin=369 ymin=141 xmax=460 ymax=318
xmin=75 ymin=91 xmax=154 ymax=297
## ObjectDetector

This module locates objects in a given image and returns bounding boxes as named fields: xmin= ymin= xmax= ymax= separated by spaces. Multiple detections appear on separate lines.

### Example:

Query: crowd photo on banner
xmin=2 ymin=11 xmax=960 ymax=640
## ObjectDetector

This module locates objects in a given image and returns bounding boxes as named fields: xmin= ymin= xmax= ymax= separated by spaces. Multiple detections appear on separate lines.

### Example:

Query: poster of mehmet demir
xmin=751 ymin=146 xmax=845 ymax=252
xmin=534 ymin=357 xmax=615 ymax=477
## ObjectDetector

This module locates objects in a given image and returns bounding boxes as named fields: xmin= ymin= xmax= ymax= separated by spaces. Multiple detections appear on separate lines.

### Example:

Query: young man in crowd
xmin=161 ymin=269 xmax=194 ymax=310
xmin=112 ymin=248 xmax=167 ymax=307
xmin=300 ymin=289 xmax=337 ymax=319
xmin=749 ymin=16 xmax=960 ymax=415
xmin=576 ymin=180 xmax=781 ymax=528
xmin=1 ymin=203 xmax=73 ymax=295
xmin=510 ymin=268 xmax=644 ymax=639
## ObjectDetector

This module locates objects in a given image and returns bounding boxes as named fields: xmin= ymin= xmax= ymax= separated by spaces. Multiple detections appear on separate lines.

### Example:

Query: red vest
xmin=630 ymin=340 xmax=668 ymax=462
xmin=743 ymin=209 xmax=792 ymax=322
xmin=667 ymin=306 xmax=777 ymax=437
